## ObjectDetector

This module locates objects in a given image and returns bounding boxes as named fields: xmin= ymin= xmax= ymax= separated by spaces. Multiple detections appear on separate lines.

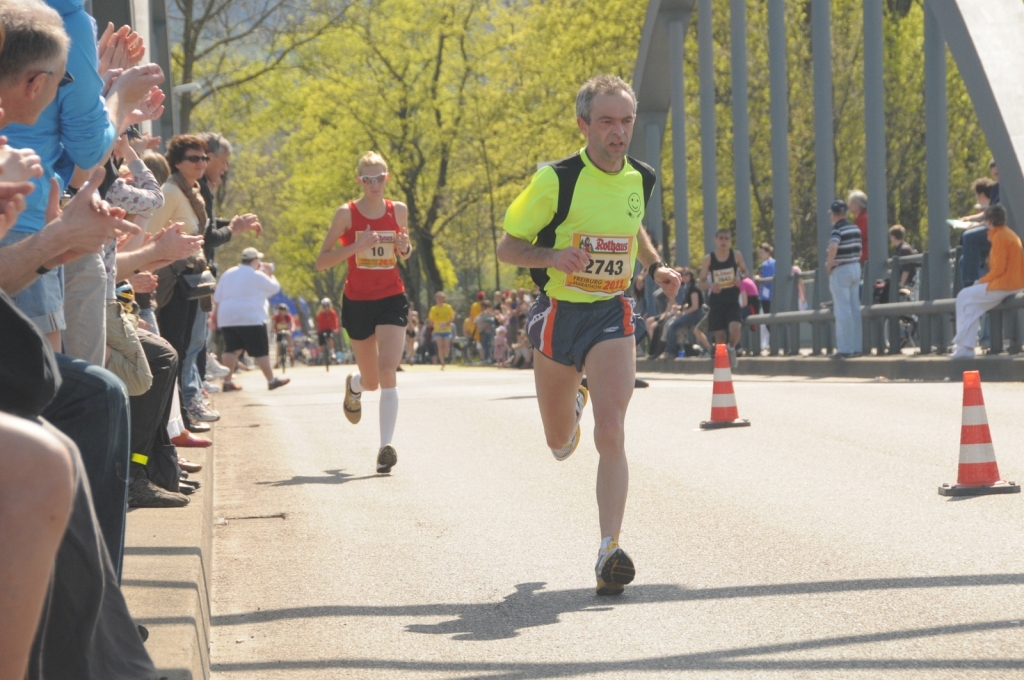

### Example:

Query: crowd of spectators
xmin=0 ymin=1 xmax=267 ymax=676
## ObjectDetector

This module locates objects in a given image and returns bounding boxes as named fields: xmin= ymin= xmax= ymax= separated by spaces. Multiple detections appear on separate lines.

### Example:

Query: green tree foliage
xmin=191 ymin=0 xmax=993 ymax=307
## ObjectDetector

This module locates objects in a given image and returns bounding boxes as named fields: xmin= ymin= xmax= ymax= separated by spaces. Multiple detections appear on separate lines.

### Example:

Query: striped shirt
xmin=830 ymin=218 xmax=862 ymax=265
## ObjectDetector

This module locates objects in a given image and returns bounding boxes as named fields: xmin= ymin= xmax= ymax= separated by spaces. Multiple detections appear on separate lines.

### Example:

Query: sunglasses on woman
xmin=184 ymin=155 xmax=210 ymax=163
xmin=359 ymin=173 xmax=388 ymax=185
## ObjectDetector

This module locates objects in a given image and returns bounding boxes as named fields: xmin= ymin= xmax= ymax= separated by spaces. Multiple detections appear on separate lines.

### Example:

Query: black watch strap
xmin=36 ymin=265 xmax=51 ymax=275
xmin=648 ymin=261 xmax=665 ymax=280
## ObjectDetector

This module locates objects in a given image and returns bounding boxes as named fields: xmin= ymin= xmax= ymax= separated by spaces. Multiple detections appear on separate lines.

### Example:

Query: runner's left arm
xmin=393 ymin=202 xmax=413 ymax=259
xmin=637 ymin=227 xmax=681 ymax=300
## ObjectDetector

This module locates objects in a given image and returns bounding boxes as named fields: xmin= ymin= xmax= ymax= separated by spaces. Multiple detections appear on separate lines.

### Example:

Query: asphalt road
xmin=209 ymin=363 xmax=1024 ymax=679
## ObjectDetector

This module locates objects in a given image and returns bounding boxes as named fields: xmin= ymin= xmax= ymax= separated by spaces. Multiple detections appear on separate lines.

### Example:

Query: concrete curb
xmin=638 ymin=354 xmax=1024 ymax=381
xmin=121 ymin=436 xmax=214 ymax=680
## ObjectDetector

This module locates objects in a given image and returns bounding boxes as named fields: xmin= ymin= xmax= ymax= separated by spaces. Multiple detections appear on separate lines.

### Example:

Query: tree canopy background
xmin=185 ymin=0 xmax=993 ymax=312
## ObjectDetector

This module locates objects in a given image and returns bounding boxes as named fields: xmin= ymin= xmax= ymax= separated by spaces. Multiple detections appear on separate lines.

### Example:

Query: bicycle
xmin=275 ymin=332 xmax=290 ymax=373
xmin=318 ymin=330 xmax=335 ymax=372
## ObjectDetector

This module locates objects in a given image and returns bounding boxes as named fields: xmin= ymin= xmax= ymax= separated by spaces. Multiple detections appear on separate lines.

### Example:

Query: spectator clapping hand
xmin=42 ymin=168 xmax=141 ymax=267
xmin=0 ymin=144 xmax=43 ymax=183
xmin=151 ymin=222 xmax=204 ymax=263
xmin=98 ymin=23 xmax=146 ymax=76
xmin=0 ymin=181 xmax=33 ymax=239
xmin=124 ymin=87 xmax=165 ymax=127
xmin=128 ymin=271 xmax=158 ymax=294
xmin=229 ymin=213 xmax=262 ymax=237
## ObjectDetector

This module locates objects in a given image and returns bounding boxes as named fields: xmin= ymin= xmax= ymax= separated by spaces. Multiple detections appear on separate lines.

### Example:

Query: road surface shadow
xmin=213 ymin=573 xmax=1024 ymax=641
xmin=212 ymin=618 xmax=1024 ymax=676
xmin=256 ymin=469 xmax=382 ymax=487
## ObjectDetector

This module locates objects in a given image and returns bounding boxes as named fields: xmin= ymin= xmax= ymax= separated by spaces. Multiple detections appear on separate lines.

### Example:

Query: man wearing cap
xmin=211 ymin=247 xmax=290 ymax=390
xmin=826 ymin=199 xmax=863 ymax=358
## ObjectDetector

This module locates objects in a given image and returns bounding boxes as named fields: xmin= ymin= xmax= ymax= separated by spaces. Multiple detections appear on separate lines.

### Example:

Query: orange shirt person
xmin=949 ymin=205 xmax=1024 ymax=359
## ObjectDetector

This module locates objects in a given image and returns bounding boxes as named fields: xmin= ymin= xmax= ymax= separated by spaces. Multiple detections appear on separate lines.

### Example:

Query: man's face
xmin=14 ymin=56 xmax=67 ymax=125
xmin=758 ymin=247 xmax=770 ymax=262
xmin=435 ymin=292 xmax=445 ymax=305
xmin=578 ymin=91 xmax=635 ymax=168
xmin=848 ymin=202 xmax=861 ymax=218
xmin=715 ymin=233 xmax=731 ymax=249
xmin=976 ymin=191 xmax=990 ymax=208
xmin=205 ymin=150 xmax=230 ymax=186
xmin=991 ymin=164 xmax=1000 ymax=182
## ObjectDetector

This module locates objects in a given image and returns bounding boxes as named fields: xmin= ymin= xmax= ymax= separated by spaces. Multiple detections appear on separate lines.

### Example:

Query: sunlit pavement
xmin=209 ymin=364 xmax=1024 ymax=679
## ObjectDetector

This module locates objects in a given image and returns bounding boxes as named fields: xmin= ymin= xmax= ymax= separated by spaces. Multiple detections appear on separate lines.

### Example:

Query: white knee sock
xmin=379 ymin=388 xmax=398 ymax=448
xmin=350 ymin=373 xmax=362 ymax=394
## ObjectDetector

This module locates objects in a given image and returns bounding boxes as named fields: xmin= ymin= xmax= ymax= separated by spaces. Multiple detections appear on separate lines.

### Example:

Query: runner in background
xmin=316 ymin=298 xmax=340 ymax=363
xmin=428 ymin=291 xmax=455 ymax=370
xmin=697 ymin=229 xmax=750 ymax=369
xmin=315 ymin=152 xmax=412 ymax=474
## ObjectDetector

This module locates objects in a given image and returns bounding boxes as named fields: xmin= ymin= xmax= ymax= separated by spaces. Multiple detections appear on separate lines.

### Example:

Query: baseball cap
xmin=830 ymin=200 xmax=848 ymax=214
xmin=241 ymin=247 xmax=264 ymax=261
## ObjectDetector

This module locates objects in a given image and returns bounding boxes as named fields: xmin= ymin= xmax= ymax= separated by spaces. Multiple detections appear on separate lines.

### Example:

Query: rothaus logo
xmin=579 ymin=236 xmax=630 ymax=254
xmin=375 ymin=232 xmax=396 ymax=243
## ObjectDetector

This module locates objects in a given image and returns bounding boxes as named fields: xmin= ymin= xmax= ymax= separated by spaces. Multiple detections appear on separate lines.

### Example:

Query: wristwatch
xmin=648 ymin=261 xmax=665 ymax=280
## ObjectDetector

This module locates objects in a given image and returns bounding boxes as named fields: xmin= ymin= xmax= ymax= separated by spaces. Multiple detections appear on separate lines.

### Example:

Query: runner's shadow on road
xmin=404 ymin=581 xmax=674 ymax=641
xmin=257 ymin=469 xmax=382 ymax=487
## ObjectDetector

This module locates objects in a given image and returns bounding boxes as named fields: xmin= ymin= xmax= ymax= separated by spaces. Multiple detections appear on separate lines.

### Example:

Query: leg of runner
xmin=221 ymin=350 xmax=241 ymax=389
xmin=533 ymin=350 xmax=584 ymax=453
xmin=345 ymin=336 xmax=378 ymax=426
xmin=374 ymin=325 xmax=405 ymax=473
xmin=583 ymin=336 xmax=637 ymax=596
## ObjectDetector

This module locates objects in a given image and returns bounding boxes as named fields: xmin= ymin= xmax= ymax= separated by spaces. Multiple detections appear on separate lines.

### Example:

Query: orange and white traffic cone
xmin=938 ymin=370 xmax=1019 ymax=496
xmin=699 ymin=344 xmax=751 ymax=430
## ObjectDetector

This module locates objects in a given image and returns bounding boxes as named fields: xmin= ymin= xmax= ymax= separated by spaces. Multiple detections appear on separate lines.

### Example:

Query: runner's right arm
xmin=314 ymin=205 xmax=382 ymax=271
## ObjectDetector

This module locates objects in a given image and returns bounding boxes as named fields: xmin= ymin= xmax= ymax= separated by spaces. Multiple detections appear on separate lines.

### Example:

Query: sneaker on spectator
xmin=184 ymin=412 xmax=211 ymax=433
xmin=188 ymin=398 xmax=220 ymax=422
xmin=203 ymin=381 xmax=221 ymax=393
xmin=127 ymin=477 xmax=189 ymax=508
xmin=206 ymin=355 xmax=230 ymax=379
xmin=268 ymin=376 xmax=291 ymax=390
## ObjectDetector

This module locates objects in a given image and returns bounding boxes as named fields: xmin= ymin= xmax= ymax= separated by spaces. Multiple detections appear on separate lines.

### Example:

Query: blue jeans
xmin=480 ymin=331 xmax=493 ymax=362
xmin=41 ymin=353 xmax=131 ymax=577
xmin=181 ymin=309 xmax=208 ymax=406
xmin=830 ymin=262 xmax=863 ymax=355
xmin=664 ymin=309 xmax=706 ymax=357
xmin=960 ymin=225 xmax=991 ymax=288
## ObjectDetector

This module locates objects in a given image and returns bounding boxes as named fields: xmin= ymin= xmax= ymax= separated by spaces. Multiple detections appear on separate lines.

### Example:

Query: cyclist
xmin=271 ymin=304 xmax=296 ymax=367
xmin=315 ymin=151 xmax=412 ymax=474
xmin=497 ymin=75 xmax=681 ymax=595
xmin=317 ymin=298 xmax=340 ymax=364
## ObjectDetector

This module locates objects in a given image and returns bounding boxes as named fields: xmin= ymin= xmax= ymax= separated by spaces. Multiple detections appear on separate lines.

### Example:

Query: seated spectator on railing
xmin=958 ymin=177 xmax=997 ymax=288
xmin=949 ymin=206 xmax=1024 ymax=360
xmin=658 ymin=267 xmax=704 ymax=360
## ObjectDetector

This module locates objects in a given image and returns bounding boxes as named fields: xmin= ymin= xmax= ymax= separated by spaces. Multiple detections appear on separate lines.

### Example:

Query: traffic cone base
xmin=700 ymin=345 xmax=750 ymax=430
xmin=939 ymin=370 xmax=1018 ymax=497
xmin=938 ymin=480 xmax=1019 ymax=497
xmin=699 ymin=418 xmax=751 ymax=430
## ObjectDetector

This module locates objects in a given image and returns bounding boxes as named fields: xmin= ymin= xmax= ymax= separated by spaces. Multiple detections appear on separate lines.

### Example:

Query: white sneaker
xmin=188 ymin=398 xmax=220 ymax=422
xmin=203 ymin=381 xmax=221 ymax=393
xmin=551 ymin=385 xmax=588 ymax=461
xmin=205 ymin=355 xmax=230 ymax=379
xmin=949 ymin=346 xmax=975 ymax=360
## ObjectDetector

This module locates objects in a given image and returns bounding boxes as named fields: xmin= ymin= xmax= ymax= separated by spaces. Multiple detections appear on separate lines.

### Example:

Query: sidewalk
xmin=121 ymin=437 xmax=215 ymax=680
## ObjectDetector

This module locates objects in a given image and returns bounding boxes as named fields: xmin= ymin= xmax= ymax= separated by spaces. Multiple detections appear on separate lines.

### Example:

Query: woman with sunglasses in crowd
xmin=315 ymin=151 xmax=412 ymax=474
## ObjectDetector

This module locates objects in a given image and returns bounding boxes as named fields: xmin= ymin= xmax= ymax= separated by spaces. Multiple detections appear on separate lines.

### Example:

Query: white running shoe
xmin=551 ymin=385 xmax=588 ymax=461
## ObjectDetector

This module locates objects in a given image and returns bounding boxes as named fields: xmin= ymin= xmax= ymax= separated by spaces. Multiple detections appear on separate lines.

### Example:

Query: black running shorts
xmin=526 ymin=294 xmax=646 ymax=372
xmin=223 ymin=324 xmax=270 ymax=358
xmin=341 ymin=293 xmax=410 ymax=341
xmin=707 ymin=301 xmax=743 ymax=333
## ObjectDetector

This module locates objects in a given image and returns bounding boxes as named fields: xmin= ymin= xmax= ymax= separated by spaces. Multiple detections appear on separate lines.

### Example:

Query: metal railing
xmin=743 ymin=249 xmax=1024 ymax=357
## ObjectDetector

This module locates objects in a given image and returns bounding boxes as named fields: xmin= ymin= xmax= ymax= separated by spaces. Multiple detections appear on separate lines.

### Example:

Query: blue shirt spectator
xmin=759 ymin=257 xmax=775 ymax=302
xmin=2 ymin=0 xmax=115 ymax=234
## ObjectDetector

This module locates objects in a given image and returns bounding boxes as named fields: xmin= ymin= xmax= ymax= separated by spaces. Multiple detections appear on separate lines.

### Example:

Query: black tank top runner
xmin=708 ymin=248 xmax=740 ymax=307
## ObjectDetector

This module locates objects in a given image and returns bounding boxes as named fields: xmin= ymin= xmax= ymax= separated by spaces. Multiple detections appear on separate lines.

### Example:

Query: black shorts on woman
xmin=341 ymin=293 xmax=409 ymax=341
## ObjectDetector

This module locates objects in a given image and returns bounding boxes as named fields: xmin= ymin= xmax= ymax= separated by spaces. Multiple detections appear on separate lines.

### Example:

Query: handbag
xmin=178 ymin=269 xmax=217 ymax=300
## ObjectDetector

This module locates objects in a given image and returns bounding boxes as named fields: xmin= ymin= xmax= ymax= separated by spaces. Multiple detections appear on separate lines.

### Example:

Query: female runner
xmin=315 ymin=152 xmax=412 ymax=473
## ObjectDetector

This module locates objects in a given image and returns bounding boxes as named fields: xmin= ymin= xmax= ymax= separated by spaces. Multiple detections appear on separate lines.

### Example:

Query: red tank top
xmin=341 ymin=199 xmax=406 ymax=301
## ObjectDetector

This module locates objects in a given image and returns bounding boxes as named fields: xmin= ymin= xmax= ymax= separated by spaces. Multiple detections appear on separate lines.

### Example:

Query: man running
xmin=497 ymin=75 xmax=681 ymax=595
xmin=428 ymin=291 xmax=455 ymax=370
xmin=315 ymin=152 xmax=412 ymax=473
xmin=697 ymin=229 xmax=750 ymax=369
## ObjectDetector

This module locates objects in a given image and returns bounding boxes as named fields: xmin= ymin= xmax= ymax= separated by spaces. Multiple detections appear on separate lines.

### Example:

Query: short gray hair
xmin=201 ymin=132 xmax=232 ymax=157
xmin=847 ymin=190 xmax=868 ymax=210
xmin=0 ymin=0 xmax=69 ymax=84
xmin=575 ymin=75 xmax=637 ymax=124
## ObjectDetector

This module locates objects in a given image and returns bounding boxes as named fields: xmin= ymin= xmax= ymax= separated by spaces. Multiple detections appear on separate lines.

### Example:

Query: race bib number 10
xmin=564 ymin=233 xmax=634 ymax=295
xmin=355 ymin=231 xmax=397 ymax=270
